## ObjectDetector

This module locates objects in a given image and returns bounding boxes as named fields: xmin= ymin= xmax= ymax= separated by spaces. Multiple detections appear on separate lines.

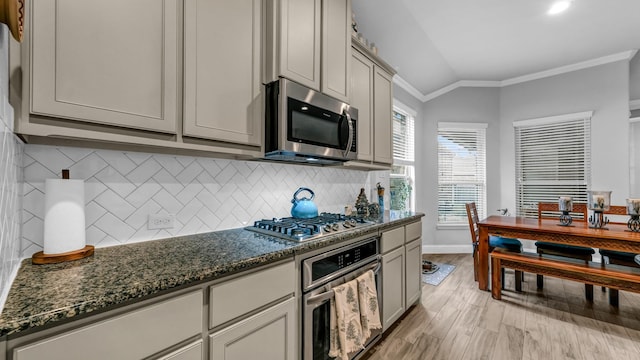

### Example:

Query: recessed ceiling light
xmin=548 ymin=1 xmax=572 ymax=15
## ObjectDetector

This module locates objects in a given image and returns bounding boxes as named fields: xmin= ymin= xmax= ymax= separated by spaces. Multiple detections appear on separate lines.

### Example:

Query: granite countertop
xmin=0 ymin=211 xmax=423 ymax=338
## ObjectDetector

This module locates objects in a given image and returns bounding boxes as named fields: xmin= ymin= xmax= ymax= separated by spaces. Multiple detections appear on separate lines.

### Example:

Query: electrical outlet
xmin=148 ymin=214 xmax=175 ymax=230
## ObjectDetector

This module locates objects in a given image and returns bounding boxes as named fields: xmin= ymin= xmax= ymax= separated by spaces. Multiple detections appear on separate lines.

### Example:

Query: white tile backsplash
xmin=0 ymin=123 xmax=23 ymax=311
xmin=21 ymin=145 xmax=380 ymax=254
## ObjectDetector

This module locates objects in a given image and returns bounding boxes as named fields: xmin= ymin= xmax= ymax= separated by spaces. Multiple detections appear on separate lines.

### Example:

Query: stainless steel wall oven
xmin=301 ymin=237 xmax=382 ymax=360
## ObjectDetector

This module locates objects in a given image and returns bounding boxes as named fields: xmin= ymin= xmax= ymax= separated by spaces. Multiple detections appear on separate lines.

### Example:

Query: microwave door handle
xmin=342 ymin=111 xmax=354 ymax=158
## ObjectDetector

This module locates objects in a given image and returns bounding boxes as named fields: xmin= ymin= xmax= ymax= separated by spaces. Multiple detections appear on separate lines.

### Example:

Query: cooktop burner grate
xmin=246 ymin=213 xmax=371 ymax=241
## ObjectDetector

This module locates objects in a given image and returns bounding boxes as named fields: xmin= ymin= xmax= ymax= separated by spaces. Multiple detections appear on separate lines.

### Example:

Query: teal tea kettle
xmin=291 ymin=187 xmax=319 ymax=219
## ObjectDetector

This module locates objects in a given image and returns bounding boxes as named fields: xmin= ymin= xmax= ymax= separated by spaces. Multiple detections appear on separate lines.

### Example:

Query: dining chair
xmin=535 ymin=202 xmax=596 ymax=301
xmin=598 ymin=205 xmax=640 ymax=306
xmin=466 ymin=202 xmax=523 ymax=291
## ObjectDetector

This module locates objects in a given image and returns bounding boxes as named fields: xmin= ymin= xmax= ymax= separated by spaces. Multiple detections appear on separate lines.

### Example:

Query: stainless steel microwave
xmin=264 ymin=78 xmax=357 ymax=164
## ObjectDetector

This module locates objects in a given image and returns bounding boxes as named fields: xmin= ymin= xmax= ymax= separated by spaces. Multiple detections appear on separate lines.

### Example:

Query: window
xmin=514 ymin=112 xmax=592 ymax=218
xmin=390 ymin=102 xmax=415 ymax=211
xmin=437 ymin=123 xmax=487 ymax=225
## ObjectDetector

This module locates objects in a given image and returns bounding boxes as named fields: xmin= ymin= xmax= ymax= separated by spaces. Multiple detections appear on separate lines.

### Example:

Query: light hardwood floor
xmin=363 ymin=254 xmax=640 ymax=360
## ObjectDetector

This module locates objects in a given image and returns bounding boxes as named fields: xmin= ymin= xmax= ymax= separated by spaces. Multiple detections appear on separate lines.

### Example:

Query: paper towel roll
xmin=43 ymin=178 xmax=86 ymax=254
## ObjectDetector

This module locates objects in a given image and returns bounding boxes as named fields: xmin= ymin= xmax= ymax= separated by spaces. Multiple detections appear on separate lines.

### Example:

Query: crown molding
xmin=393 ymin=75 xmax=427 ymax=102
xmin=501 ymin=50 xmax=637 ymax=86
xmin=406 ymin=50 xmax=639 ymax=103
xmin=423 ymin=80 xmax=500 ymax=102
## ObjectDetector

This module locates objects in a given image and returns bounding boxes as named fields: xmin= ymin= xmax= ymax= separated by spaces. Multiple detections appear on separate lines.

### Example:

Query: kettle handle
xmin=292 ymin=187 xmax=315 ymax=203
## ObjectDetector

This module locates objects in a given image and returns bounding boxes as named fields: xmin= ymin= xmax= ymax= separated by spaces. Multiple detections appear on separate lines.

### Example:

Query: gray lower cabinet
xmin=12 ymin=291 xmax=203 ymax=360
xmin=405 ymin=238 xmax=422 ymax=307
xmin=209 ymin=297 xmax=296 ymax=360
xmin=381 ymin=245 xmax=405 ymax=331
xmin=157 ymin=340 xmax=203 ymax=360
xmin=7 ymin=260 xmax=298 ymax=360
xmin=380 ymin=220 xmax=423 ymax=332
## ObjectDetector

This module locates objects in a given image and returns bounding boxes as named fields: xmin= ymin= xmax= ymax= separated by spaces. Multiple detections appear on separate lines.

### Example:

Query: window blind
xmin=437 ymin=124 xmax=487 ymax=225
xmin=391 ymin=108 xmax=416 ymax=211
xmin=514 ymin=113 xmax=591 ymax=218
xmin=392 ymin=110 xmax=415 ymax=165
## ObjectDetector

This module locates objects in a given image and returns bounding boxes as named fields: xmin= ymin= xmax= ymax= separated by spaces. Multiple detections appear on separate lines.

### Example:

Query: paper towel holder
xmin=32 ymin=169 xmax=95 ymax=265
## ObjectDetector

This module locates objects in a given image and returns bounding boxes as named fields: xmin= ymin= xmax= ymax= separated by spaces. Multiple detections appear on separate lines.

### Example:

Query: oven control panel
xmin=310 ymin=239 xmax=378 ymax=282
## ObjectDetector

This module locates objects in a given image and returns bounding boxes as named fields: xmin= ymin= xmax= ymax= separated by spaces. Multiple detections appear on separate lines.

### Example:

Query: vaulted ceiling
xmin=352 ymin=0 xmax=640 ymax=97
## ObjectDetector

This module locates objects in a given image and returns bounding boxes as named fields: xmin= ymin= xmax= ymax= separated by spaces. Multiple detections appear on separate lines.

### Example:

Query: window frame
xmin=437 ymin=122 xmax=488 ymax=228
xmin=390 ymin=100 xmax=416 ymax=212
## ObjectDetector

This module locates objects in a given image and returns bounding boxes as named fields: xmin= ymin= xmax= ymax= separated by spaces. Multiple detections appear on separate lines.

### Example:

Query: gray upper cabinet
xmin=349 ymin=42 xmax=395 ymax=167
xmin=321 ymin=0 xmax=351 ymax=102
xmin=265 ymin=0 xmax=351 ymax=102
xmin=30 ymin=0 xmax=179 ymax=133
xmin=268 ymin=0 xmax=321 ymax=91
xmin=373 ymin=67 xmax=393 ymax=164
xmin=183 ymin=0 xmax=262 ymax=146
xmin=350 ymin=49 xmax=374 ymax=162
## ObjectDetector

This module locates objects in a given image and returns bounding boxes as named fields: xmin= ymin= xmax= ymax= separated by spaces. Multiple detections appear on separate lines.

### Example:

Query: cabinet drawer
xmin=380 ymin=226 xmax=405 ymax=253
xmin=209 ymin=261 xmax=295 ymax=329
xmin=14 ymin=291 xmax=203 ymax=360
xmin=405 ymin=221 xmax=422 ymax=243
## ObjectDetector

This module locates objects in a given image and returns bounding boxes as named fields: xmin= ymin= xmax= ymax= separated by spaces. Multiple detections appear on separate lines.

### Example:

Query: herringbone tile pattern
xmin=0 ymin=108 xmax=23 ymax=309
xmin=22 ymin=145 xmax=377 ymax=254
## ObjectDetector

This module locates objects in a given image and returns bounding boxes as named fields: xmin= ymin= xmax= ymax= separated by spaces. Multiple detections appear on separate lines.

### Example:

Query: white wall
xmin=419 ymin=60 xmax=631 ymax=254
xmin=499 ymin=61 xmax=630 ymax=210
xmin=420 ymin=87 xmax=501 ymax=252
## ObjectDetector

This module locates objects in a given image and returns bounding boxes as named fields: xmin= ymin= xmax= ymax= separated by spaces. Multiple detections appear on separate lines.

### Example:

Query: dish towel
xmin=328 ymin=279 xmax=364 ymax=360
xmin=356 ymin=270 xmax=382 ymax=339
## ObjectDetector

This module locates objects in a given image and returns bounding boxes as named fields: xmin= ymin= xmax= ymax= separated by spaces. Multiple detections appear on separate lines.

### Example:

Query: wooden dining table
xmin=477 ymin=215 xmax=640 ymax=291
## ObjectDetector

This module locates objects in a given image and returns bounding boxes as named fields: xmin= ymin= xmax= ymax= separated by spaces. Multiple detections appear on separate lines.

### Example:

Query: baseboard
xmin=423 ymin=244 xmax=472 ymax=254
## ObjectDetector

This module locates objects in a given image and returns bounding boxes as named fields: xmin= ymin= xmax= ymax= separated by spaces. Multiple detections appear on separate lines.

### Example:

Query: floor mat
xmin=421 ymin=263 xmax=456 ymax=286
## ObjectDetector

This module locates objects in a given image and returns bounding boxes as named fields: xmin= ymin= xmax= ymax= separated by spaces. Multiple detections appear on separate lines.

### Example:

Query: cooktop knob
xmin=331 ymin=223 xmax=340 ymax=231
xmin=323 ymin=225 xmax=332 ymax=232
xmin=348 ymin=219 xmax=357 ymax=226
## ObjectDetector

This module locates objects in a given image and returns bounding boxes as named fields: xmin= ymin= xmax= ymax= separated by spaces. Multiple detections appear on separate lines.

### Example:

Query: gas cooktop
xmin=245 ymin=213 xmax=373 ymax=242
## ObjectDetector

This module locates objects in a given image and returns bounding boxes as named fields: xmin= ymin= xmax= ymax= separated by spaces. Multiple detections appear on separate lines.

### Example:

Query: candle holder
xmin=587 ymin=191 xmax=611 ymax=229
xmin=558 ymin=196 xmax=573 ymax=226
xmin=627 ymin=198 xmax=640 ymax=232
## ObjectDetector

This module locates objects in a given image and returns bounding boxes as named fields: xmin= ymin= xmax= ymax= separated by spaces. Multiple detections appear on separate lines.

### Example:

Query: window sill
xmin=436 ymin=224 xmax=467 ymax=230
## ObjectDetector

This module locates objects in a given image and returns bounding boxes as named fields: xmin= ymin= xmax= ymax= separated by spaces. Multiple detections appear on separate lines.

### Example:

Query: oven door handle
xmin=306 ymin=258 xmax=381 ymax=306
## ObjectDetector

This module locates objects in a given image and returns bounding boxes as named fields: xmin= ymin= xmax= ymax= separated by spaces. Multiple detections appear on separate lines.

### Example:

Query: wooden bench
xmin=490 ymin=248 xmax=640 ymax=304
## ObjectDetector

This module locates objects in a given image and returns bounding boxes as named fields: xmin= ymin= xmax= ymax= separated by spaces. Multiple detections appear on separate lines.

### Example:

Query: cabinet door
xmin=321 ymin=0 xmax=351 ymax=102
xmin=30 ymin=0 xmax=179 ymax=133
xmin=209 ymin=297 xmax=297 ymax=360
xmin=373 ymin=67 xmax=393 ymax=164
xmin=277 ymin=0 xmax=321 ymax=91
xmin=183 ymin=0 xmax=262 ymax=146
xmin=405 ymin=238 xmax=422 ymax=308
xmin=381 ymin=246 xmax=405 ymax=332
xmin=350 ymin=49 xmax=373 ymax=161
xmin=156 ymin=340 xmax=203 ymax=360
